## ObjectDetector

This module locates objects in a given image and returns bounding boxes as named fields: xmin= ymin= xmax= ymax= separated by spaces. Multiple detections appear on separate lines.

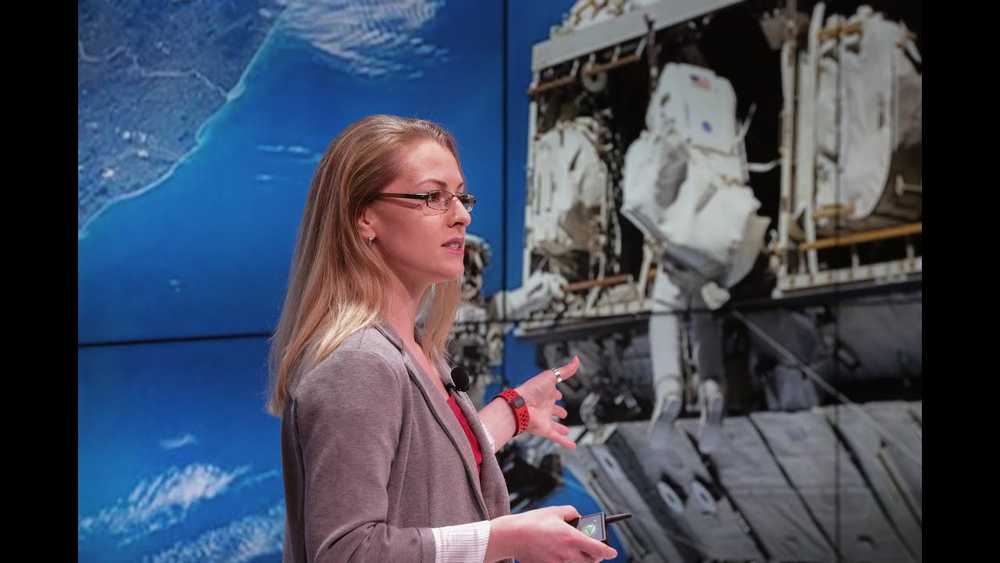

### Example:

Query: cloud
xmin=236 ymin=469 xmax=280 ymax=491
xmin=142 ymin=502 xmax=286 ymax=563
xmin=159 ymin=433 xmax=198 ymax=450
xmin=278 ymin=0 xmax=448 ymax=78
xmin=78 ymin=463 xmax=251 ymax=547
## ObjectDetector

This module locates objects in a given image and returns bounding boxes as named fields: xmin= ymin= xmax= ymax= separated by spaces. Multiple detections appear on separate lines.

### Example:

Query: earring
xmin=367 ymin=236 xmax=374 ymax=247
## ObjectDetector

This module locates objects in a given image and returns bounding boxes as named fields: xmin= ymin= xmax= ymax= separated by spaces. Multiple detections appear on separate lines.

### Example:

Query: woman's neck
xmin=383 ymin=276 xmax=449 ymax=398
xmin=383 ymin=274 xmax=426 ymax=350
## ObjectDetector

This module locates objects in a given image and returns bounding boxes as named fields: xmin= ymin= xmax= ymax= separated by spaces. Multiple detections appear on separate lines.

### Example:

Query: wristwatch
xmin=495 ymin=389 xmax=530 ymax=436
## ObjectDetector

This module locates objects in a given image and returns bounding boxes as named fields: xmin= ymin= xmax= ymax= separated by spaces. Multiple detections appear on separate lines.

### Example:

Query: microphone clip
xmin=448 ymin=366 xmax=471 ymax=393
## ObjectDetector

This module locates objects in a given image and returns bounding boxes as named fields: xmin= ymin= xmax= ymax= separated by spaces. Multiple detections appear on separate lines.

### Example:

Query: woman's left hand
xmin=516 ymin=356 xmax=580 ymax=449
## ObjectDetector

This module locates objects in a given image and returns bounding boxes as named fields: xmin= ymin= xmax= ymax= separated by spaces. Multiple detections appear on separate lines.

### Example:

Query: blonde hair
xmin=266 ymin=115 xmax=464 ymax=416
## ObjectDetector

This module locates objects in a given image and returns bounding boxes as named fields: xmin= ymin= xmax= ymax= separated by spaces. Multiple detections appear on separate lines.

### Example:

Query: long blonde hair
xmin=266 ymin=115 xmax=464 ymax=416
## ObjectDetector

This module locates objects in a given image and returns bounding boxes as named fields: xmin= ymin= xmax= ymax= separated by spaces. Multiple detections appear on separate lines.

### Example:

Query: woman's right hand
xmin=486 ymin=505 xmax=619 ymax=563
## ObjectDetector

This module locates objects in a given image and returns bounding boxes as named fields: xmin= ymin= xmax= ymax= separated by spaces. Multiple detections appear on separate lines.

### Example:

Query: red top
xmin=447 ymin=395 xmax=483 ymax=474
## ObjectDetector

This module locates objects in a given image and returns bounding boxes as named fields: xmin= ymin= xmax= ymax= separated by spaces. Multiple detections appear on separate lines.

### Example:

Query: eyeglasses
xmin=375 ymin=190 xmax=476 ymax=212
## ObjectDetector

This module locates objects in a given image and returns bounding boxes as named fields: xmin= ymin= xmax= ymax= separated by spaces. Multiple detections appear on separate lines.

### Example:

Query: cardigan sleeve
xmin=291 ymin=349 xmax=436 ymax=562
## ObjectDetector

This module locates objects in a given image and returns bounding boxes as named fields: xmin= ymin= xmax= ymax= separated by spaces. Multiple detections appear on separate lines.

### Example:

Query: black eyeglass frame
xmin=375 ymin=190 xmax=476 ymax=212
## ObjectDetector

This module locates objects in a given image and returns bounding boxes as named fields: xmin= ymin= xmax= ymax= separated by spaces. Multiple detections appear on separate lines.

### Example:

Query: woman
xmin=267 ymin=114 xmax=619 ymax=563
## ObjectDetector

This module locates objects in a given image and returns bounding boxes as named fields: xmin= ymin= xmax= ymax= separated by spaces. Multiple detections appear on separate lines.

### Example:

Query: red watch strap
xmin=496 ymin=389 xmax=530 ymax=436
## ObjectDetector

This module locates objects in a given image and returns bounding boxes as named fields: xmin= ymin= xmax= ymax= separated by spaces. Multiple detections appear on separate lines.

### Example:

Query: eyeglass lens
xmin=427 ymin=190 xmax=474 ymax=212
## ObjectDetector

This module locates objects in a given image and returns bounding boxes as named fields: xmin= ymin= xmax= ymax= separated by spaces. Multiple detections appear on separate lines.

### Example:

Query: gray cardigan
xmin=280 ymin=324 xmax=512 ymax=562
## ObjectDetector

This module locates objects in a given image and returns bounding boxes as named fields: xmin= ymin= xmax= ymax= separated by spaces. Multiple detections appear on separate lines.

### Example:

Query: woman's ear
xmin=357 ymin=204 xmax=377 ymax=241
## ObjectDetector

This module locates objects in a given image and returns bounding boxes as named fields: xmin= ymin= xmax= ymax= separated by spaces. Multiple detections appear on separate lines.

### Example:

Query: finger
xmin=554 ymin=389 xmax=563 ymax=402
xmin=550 ymin=432 xmax=577 ymax=450
xmin=556 ymin=505 xmax=581 ymax=521
xmin=578 ymin=538 xmax=617 ymax=560
xmin=536 ymin=368 xmax=562 ymax=387
xmin=551 ymin=421 xmax=571 ymax=436
xmin=552 ymin=405 xmax=568 ymax=419
xmin=555 ymin=355 xmax=581 ymax=381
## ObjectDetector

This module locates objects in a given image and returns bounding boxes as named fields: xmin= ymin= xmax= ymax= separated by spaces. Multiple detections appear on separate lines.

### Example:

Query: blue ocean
xmin=78 ymin=0 xmax=506 ymax=344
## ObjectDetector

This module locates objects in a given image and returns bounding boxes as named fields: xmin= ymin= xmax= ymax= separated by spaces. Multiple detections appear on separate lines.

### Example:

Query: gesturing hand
xmin=516 ymin=356 xmax=580 ymax=449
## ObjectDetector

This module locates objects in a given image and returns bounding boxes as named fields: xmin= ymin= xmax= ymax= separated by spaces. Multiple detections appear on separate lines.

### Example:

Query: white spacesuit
xmin=621 ymin=62 xmax=770 ymax=451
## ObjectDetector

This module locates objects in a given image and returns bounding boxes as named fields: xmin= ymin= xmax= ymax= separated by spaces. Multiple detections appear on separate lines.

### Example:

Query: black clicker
xmin=567 ymin=512 xmax=632 ymax=545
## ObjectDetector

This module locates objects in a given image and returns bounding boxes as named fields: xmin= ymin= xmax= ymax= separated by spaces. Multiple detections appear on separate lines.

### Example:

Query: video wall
xmin=79 ymin=1 xmax=922 ymax=561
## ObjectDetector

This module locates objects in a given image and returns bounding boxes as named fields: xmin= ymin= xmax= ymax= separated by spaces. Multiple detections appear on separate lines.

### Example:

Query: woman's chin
xmin=428 ymin=272 xmax=464 ymax=286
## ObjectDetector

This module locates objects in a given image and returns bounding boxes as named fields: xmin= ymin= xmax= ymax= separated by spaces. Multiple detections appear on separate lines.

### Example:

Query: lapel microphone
xmin=446 ymin=366 xmax=471 ymax=393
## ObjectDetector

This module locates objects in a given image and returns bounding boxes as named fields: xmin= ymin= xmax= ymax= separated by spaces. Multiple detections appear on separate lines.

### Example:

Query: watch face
xmin=513 ymin=396 xmax=525 ymax=408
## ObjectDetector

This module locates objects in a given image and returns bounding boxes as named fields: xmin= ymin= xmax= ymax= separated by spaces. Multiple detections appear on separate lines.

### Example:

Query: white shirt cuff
xmin=432 ymin=520 xmax=492 ymax=563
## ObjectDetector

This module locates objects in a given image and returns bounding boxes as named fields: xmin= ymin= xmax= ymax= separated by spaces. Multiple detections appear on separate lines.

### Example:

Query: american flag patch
xmin=691 ymin=74 xmax=711 ymax=90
